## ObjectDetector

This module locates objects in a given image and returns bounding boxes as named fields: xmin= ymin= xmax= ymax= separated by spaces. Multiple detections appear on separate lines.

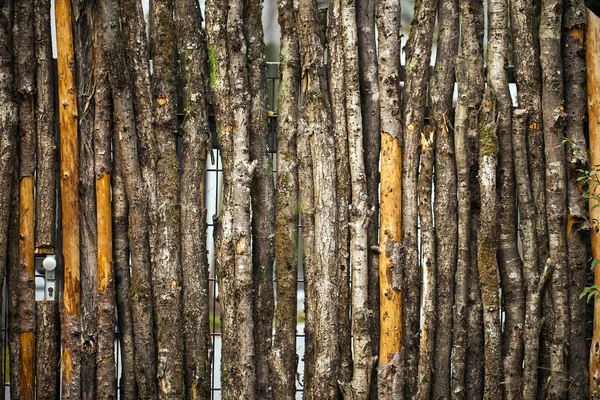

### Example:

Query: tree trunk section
xmin=8 ymin=167 xmax=21 ymax=400
xmin=36 ymin=301 xmax=59 ymax=400
xmin=272 ymin=1 xmax=300 ymax=397
xmin=34 ymin=0 xmax=56 ymax=254
xmin=430 ymin=0 xmax=458 ymax=395
xmin=56 ymin=0 xmax=82 ymax=393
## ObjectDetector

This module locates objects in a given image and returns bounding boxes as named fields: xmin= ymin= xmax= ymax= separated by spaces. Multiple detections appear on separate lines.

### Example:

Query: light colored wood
xmin=379 ymin=133 xmax=402 ymax=364
xmin=96 ymin=172 xmax=112 ymax=292
xmin=19 ymin=332 xmax=35 ymax=399
xmin=588 ymin=7 xmax=600 ymax=395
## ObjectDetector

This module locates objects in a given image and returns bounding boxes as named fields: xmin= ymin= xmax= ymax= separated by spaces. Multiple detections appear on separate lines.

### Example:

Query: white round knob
xmin=43 ymin=256 xmax=57 ymax=271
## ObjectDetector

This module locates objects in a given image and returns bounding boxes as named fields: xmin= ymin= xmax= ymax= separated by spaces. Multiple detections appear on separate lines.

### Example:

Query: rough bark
xmin=271 ymin=1 xmax=300 ymax=397
xmin=488 ymin=0 xmax=523 ymax=395
xmin=101 ymin=0 xmax=158 ymax=394
xmin=451 ymin=54 xmax=470 ymax=399
xmin=298 ymin=0 xmax=339 ymax=397
xmin=150 ymin=0 xmax=186 ymax=395
xmin=8 ymin=166 xmax=21 ymax=400
xmin=356 ymin=0 xmax=380 ymax=393
xmin=563 ymin=0 xmax=588 ymax=396
xmin=429 ymin=0 xmax=458 ymax=396
xmin=478 ymin=89 xmax=502 ymax=400
xmin=375 ymin=0 xmax=403 ymax=393
xmin=112 ymin=124 xmax=137 ymax=400
xmin=56 ymin=0 xmax=82 ymax=393
xmin=34 ymin=0 xmax=56 ymax=254
xmin=402 ymin=0 xmax=437 ymax=394
xmin=36 ymin=301 xmax=60 ymax=400
xmin=328 ymin=0 xmax=352 ymax=386
xmin=174 ymin=1 xmax=212 ymax=399
xmin=14 ymin=0 xmax=37 ymax=395
xmin=513 ymin=109 xmax=547 ymax=400
xmin=589 ymin=9 xmax=600 ymax=397
xmin=415 ymin=125 xmax=435 ymax=400
xmin=245 ymin=0 xmax=276 ymax=397
xmin=93 ymin=8 xmax=116 ymax=397
xmin=540 ymin=0 xmax=570 ymax=394
xmin=339 ymin=0 xmax=377 ymax=397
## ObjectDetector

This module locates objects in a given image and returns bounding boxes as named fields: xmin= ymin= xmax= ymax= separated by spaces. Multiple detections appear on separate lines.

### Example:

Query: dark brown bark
xmin=328 ymin=0 xmax=352 ymax=386
xmin=102 ymin=0 xmax=157 ymax=395
xmin=14 ymin=0 xmax=37 ymax=395
xmin=402 ymin=0 xmax=437 ymax=394
xmin=430 ymin=0 xmax=458 ymax=396
xmin=175 ymin=0 xmax=211 ymax=398
xmin=478 ymin=89 xmax=502 ymax=400
xmin=540 ymin=0 xmax=569 ymax=394
xmin=271 ymin=0 xmax=300 ymax=397
xmin=36 ymin=301 xmax=60 ymax=400
xmin=356 ymin=0 xmax=380 ymax=393
xmin=34 ymin=0 xmax=56 ymax=254
xmin=71 ymin=0 xmax=97 ymax=395
xmin=298 ymin=0 xmax=339 ymax=397
xmin=245 ymin=0 xmax=276 ymax=397
xmin=8 ymin=164 xmax=21 ymax=400
xmin=112 ymin=124 xmax=137 ymax=400
xmin=150 ymin=0 xmax=186 ymax=395
xmin=563 ymin=0 xmax=588 ymax=396
xmin=488 ymin=0 xmax=523 ymax=395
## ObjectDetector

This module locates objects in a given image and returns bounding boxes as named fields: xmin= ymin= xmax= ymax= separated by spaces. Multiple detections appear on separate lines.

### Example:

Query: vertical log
xmin=402 ymin=0 xmax=437 ymax=393
xmin=540 ymin=0 xmax=570 ymax=393
xmin=111 ymin=125 xmax=137 ymax=400
xmin=36 ymin=301 xmax=60 ymax=400
xmin=588 ymin=8 xmax=600 ymax=396
xmin=563 ymin=0 xmax=588 ymax=396
xmin=510 ymin=0 xmax=544 ymax=394
xmin=14 ymin=0 xmax=36 ymax=395
xmin=375 ymin=0 xmax=403 ymax=395
xmin=8 ymin=165 xmax=21 ymax=400
xmin=430 ymin=0 xmax=458 ymax=396
xmin=339 ymin=0 xmax=377 ymax=397
xmin=271 ymin=0 xmax=300 ymax=397
xmin=174 ymin=0 xmax=211 ymax=397
xmin=34 ymin=0 xmax=56 ymax=254
xmin=245 ymin=0 xmax=276 ymax=397
xmin=102 ymin=0 xmax=158 ymax=396
xmin=488 ymin=0 xmax=523 ymax=395
xmin=328 ymin=0 xmax=352 ymax=386
xmin=93 ymin=8 xmax=116 ymax=396
xmin=150 ymin=0 xmax=186 ymax=395
xmin=56 ymin=0 xmax=82 ymax=394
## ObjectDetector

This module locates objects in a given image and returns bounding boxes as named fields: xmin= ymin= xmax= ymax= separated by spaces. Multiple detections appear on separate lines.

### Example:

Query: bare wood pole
xmin=14 ymin=0 xmax=37 ymax=395
xmin=375 ymin=0 xmax=403 ymax=396
xmin=588 ymin=8 xmax=600 ymax=395
xmin=34 ymin=0 xmax=56 ymax=255
xmin=174 ymin=0 xmax=211 ymax=397
xmin=55 ymin=0 xmax=82 ymax=394
xmin=271 ymin=0 xmax=300 ymax=397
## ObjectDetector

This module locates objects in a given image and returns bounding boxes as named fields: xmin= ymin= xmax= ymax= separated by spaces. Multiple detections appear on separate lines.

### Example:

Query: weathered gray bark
xmin=339 ymin=0 xmax=377 ymax=397
xmin=36 ymin=301 xmax=60 ymax=400
xmin=478 ymin=89 xmax=502 ymax=400
xmin=563 ymin=0 xmax=588 ymax=396
xmin=540 ymin=0 xmax=570 ymax=394
xmin=174 ymin=0 xmax=211 ymax=398
xmin=430 ymin=0 xmax=458 ymax=396
xmin=150 ymin=0 xmax=186 ymax=395
xmin=271 ymin=1 xmax=300 ymax=397
xmin=487 ymin=0 xmax=523 ymax=396
xmin=8 ymin=165 xmax=21 ymax=400
xmin=102 ymin=0 xmax=157 ymax=394
xmin=71 ymin=0 xmax=97 ymax=395
xmin=328 ymin=0 xmax=352 ymax=386
xmin=112 ymin=125 xmax=138 ymax=400
xmin=245 ymin=0 xmax=276 ymax=397
xmin=34 ymin=0 xmax=56 ymax=254
xmin=298 ymin=0 xmax=339 ymax=397
xmin=402 ymin=0 xmax=437 ymax=394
